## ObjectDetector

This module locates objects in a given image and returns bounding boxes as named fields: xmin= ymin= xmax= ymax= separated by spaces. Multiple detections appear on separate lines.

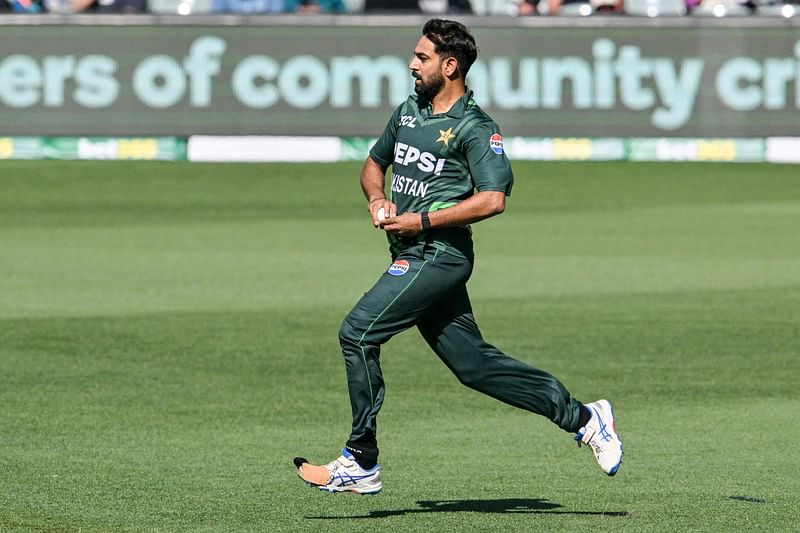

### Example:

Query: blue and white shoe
xmin=575 ymin=399 xmax=623 ymax=476
xmin=294 ymin=448 xmax=382 ymax=494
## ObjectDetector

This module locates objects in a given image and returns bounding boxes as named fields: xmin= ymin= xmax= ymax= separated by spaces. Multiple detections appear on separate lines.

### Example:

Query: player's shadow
xmin=306 ymin=498 xmax=628 ymax=519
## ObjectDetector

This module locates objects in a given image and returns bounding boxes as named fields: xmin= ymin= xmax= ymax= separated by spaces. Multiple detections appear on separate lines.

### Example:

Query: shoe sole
xmin=605 ymin=400 xmax=623 ymax=476
xmin=319 ymin=485 xmax=382 ymax=495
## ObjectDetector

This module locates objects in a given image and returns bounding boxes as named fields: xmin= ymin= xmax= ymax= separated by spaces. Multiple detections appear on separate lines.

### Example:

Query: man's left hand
xmin=381 ymin=213 xmax=423 ymax=237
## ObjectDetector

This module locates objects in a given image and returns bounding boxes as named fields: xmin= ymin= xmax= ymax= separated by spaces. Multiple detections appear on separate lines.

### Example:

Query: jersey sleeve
xmin=461 ymin=120 xmax=514 ymax=196
xmin=368 ymin=104 xmax=402 ymax=169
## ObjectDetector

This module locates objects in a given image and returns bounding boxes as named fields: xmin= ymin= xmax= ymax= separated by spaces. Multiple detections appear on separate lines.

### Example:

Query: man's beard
xmin=414 ymin=72 xmax=444 ymax=103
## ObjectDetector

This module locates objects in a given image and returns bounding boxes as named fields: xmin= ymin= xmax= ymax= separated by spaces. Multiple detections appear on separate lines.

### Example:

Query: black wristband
xmin=420 ymin=211 xmax=432 ymax=231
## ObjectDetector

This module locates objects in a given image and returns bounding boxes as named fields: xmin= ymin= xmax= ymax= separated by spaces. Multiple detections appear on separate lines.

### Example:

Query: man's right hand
xmin=368 ymin=198 xmax=396 ymax=228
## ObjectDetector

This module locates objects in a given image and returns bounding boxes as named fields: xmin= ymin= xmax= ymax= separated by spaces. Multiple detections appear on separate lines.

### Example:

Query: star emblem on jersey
xmin=436 ymin=127 xmax=455 ymax=147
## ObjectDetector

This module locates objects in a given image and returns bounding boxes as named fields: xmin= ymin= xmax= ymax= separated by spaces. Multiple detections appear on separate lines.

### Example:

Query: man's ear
xmin=443 ymin=57 xmax=460 ymax=79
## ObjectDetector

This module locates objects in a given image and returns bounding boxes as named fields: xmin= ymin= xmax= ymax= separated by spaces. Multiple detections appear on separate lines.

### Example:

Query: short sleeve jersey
xmin=369 ymin=89 xmax=514 ymax=255
xmin=370 ymin=89 xmax=513 ymax=214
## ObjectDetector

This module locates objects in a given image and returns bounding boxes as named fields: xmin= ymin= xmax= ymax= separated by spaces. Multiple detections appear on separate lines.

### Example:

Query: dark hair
xmin=422 ymin=18 xmax=478 ymax=78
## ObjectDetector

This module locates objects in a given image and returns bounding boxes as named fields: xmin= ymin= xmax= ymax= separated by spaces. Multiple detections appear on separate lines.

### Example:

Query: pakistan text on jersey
xmin=393 ymin=142 xmax=447 ymax=176
xmin=391 ymin=173 xmax=429 ymax=198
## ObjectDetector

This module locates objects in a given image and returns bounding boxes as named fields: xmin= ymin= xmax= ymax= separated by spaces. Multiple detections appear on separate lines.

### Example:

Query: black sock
xmin=345 ymin=441 xmax=379 ymax=470
xmin=577 ymin=403 xmax=592 ymax=429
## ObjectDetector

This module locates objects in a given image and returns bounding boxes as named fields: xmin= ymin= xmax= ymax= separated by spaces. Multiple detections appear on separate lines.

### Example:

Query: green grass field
xmin=1 ymin=160 xmax=798 ymax=532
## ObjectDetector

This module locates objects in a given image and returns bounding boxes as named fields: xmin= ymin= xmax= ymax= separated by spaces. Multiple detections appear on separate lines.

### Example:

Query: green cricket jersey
xmin=369 ymin=89 xmax=514 ymax=257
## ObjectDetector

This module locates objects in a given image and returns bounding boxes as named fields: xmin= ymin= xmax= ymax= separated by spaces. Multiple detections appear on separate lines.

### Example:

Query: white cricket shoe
xmin=575 ymin=399 xmax=623 ymax=476
xmin=293 ymin=448 xmax=382 ymax=494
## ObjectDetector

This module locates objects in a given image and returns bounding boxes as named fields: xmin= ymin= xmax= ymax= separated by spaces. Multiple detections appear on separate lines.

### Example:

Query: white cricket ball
xmin=377 ymin=207 xmax=387 ymax=221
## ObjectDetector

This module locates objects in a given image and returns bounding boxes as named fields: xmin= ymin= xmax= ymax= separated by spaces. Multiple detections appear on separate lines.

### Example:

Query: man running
xmin=294 ymin=18 xmax=622 ymax=495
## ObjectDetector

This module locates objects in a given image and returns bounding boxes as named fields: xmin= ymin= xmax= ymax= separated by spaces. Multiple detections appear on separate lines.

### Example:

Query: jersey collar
xmin=418 ymin=88 xmax=474 ymax=119
xmin=445 ymin=88 xmax=474 ymax=118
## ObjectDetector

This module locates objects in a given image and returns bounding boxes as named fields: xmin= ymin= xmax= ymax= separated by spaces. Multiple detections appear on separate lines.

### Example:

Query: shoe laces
xmin=326 ymin=456 xmax=346 ymax=473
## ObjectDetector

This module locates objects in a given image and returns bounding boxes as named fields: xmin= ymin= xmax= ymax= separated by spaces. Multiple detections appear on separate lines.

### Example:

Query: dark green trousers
xmin=339 ymin=239 xmax=584 ymax=462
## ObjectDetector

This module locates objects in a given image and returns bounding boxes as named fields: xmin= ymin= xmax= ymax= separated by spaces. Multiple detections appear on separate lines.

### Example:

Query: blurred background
xmin=1 ymin=0 xmax=799 ymax=163
xmin=4 ymin=0 xmax=800 ymax=17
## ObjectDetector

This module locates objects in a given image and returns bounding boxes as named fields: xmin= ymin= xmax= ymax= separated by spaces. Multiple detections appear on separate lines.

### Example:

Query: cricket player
xmin=294 ymin=19 xmax=622 ymax=494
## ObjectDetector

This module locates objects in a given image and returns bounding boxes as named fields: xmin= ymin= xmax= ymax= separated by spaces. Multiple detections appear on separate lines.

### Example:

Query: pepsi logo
xmin=388 ymin=260 xmax=410 ymax=276
xmin=489 ymin=133 xmax=504 ymax=155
